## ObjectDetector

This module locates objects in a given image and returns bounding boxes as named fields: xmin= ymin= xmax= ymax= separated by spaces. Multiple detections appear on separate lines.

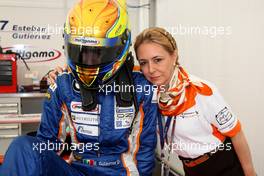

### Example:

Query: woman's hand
xmin=47 ymin=66 xmax=64 ymax=85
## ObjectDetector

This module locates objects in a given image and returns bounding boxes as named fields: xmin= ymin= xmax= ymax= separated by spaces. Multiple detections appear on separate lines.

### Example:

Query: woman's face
xmin=137 ymin=42 xmax=176 ymax=86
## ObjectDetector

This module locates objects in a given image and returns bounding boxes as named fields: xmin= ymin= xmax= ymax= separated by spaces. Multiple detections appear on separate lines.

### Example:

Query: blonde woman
xmin=134 ymin=27 xmax=256 ymax=176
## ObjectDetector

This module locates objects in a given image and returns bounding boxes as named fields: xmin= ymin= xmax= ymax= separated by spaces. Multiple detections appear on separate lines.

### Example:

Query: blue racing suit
xmin=0 ymin=70 xmax=158 ymax=176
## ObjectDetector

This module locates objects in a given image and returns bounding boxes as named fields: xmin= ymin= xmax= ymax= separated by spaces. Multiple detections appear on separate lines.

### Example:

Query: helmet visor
xmin=67 ymin=43 xmax=124 ymax=66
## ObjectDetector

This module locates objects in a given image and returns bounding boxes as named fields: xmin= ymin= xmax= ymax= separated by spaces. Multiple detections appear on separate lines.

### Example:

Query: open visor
xmin=67 ymin=43 xmax=124 ymax=66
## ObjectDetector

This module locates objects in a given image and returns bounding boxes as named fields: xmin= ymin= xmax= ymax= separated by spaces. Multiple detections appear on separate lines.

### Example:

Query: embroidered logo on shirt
xmin=76 ymin=124 xmax=98 ymax=136
xmin=114 ymin=106 xmax=134 ymax=129
xmin=72 ymin=79 xmax=80 ymax=93
xmin=180 ymin=111 xmax=199 ymax=118
xmin=216 ymin=107 xmax=233 ymax=125
xmin=70 ymin=102 xmax=100 ymax=129
xmin=70 ymin=101 xmax=100 ymax=114
xmin=49 ymin=83 xmax=57 ymax=92
xmin=71 ymin=112 xmax=99 ymax=125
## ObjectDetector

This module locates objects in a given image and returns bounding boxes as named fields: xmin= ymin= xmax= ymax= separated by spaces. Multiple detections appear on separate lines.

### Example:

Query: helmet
xmin=64 ymin=0 xmax=131 ymax=88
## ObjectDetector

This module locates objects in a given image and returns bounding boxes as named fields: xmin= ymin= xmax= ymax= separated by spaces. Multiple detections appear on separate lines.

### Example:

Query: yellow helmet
xmin=64 ymin=0 xmax=131 ymax=88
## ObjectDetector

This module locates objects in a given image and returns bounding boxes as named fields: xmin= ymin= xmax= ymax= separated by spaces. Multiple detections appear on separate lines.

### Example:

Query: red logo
xmin=3 ymin=45 xmax=62 ymax=63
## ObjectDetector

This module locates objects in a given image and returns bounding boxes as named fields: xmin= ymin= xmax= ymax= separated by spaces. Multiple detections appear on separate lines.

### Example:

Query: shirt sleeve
xmin=203 ymin=84 xmax=241 ymax=137
xmin=36 ymin=80 xmax=69 ymax=153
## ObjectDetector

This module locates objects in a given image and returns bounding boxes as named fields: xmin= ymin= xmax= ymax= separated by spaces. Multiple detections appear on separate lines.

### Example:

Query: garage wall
xmin=156 ymin=0 xmax=264 ymax=175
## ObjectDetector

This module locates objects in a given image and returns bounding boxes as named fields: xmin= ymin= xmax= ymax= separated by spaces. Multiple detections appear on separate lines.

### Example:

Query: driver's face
xmin=82 ymin=50 xmax=101 ymax=65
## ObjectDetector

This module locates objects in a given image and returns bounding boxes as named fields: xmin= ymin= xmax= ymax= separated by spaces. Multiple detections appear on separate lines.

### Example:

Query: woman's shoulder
xmin=190 ymin=75 xmax=228 ymax=112
xmin=189 ymin=74 xmax=219 ymax=92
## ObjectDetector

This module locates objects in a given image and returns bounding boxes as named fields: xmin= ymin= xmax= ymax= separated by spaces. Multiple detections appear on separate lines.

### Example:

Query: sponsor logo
xmin=115 ymin=106 xmax=134 ymax=129
xmin=71 ymin=102 xmax=83 ymax=111
xmin=74 ymin=37 xmax=100 ymax=45
xmin=76 ymin=125 xmax=98 ymax=136
xmin=180 ymin=111 xmax=199 ymax=118
xmin=49 ymin=83 xmax=57 ymax=92
xmin=70 ymin=101 xmax=100 ymax=113
xmin=3 ymin=46 xmax=61 ymax=63
xmin=116 ymin=108 xmax=133 ymax=114
xmin=71 ymin=112 xmax=99 ymax=125
xmin=78 ymin=126 xmax=91 ymax=134
xmin=216 ymin=107 xmax=233 ymax=125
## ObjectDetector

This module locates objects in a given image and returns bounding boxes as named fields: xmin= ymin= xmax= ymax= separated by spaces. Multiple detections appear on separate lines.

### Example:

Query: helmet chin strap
xmin=79 ymin=83 xmax=98 ymax=111
xmin=115 ymin=53 xmax=134 ymax=107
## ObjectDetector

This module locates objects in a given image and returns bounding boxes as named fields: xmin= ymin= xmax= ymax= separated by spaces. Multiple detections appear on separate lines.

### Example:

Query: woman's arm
xmin=231 ymin=130 xmax=256 ymax=176
xmin=47 ymin=65 xmax=65 ymax=84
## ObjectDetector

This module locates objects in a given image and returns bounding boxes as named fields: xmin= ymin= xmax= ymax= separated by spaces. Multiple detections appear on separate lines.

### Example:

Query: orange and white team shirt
xmin=163 ymin=77 xmax=241 ymax=159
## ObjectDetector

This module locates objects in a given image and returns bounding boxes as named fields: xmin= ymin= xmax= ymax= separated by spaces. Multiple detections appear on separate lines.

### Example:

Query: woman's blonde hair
xmin=134 ymin=27 xmax=179 ymax=64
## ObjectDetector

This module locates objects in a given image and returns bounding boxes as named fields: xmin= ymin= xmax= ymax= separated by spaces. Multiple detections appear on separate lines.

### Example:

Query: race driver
xmin=0 ymin=0 xmax=158 ymax=175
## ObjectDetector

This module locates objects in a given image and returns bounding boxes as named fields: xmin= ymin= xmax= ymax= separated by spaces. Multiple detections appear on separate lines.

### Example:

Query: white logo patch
xmin=216 ymin=107 xmax=233 ymax=125
xmin=114 ymin=106 xmax=134 ymax=129
xmin=70 ymin=101 xmax=100 ymax=114
xmin=75 ymin=124 xmax=98 ymax=136
xmin=71 ymin=112 xmax=99 ymax=125
xmin=49 ymin=83 xmax=57 ymax=92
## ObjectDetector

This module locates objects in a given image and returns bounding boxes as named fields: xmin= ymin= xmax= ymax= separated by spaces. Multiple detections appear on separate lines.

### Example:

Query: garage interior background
xmin=0 ymin=0 xmax=263 ymax=175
